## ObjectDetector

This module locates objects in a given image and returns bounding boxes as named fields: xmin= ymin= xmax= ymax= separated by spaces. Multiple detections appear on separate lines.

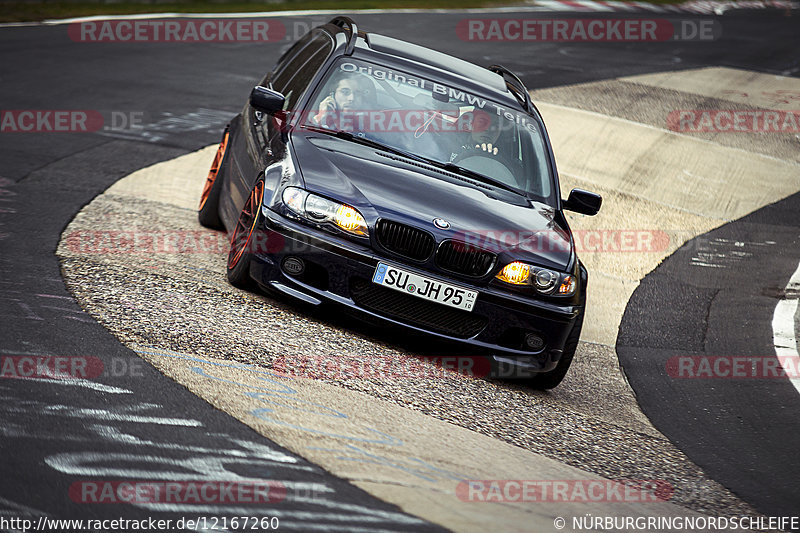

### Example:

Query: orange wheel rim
xmin=199 ymin=131 xmax=229 ymax=210
xmin=228 ymin=181 xmax=264 ymax=269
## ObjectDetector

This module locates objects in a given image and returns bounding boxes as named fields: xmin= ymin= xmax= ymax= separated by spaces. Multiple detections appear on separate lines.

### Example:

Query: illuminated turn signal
xmin=558 ymin=275 xmax=576 ymax=295
xmin=334 ymin=204 xmax=368 ymax=236
xmin=496 ymin=262 xmax=531 ymax=285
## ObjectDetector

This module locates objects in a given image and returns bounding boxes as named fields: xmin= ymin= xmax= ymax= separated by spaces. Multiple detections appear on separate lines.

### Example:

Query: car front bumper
xmin=249 ymin=209 xmax=583 ymax=376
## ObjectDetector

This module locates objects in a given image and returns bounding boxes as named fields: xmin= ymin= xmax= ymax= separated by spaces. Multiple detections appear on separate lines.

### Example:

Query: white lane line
xmin=630 ymin=1 xmax=669 ymax=10
xmin=574 ymin=0 xmax=617 ymax=10
xmin=772 ymin=258 xmax=800 ymax=394
xmin=21 ymin=376 xmax=133 ymax=394
xmin=599 ymin=0 xmax=639 ymax=10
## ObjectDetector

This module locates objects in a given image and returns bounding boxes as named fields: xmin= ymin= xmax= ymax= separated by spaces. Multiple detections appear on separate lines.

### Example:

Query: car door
xmin=224 ymin=30 xmax=335 ymax=225
xmin=257 ymin=30 xmax=334 ymax=192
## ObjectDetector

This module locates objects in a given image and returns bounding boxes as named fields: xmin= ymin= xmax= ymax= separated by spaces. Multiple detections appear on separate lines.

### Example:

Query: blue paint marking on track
xmin=190 ymin=366 xmax=296 ymax=394
xmin=309 ymin=444 xmax=466 ymax=482
xmin=244 ymin=391 xmax=348 ymax=419
xmin=139 ymin=347 xmax=406 ymax=445
xmin=250 ymin=409 xmax=404 ymax=445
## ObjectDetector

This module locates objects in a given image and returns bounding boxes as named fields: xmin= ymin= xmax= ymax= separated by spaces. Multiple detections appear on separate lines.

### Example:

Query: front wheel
xmin=529 ymin=312 xmax=583 ymax=390
xmin=227 ymin=180 xmax=265 ymax=289
xmin=198 ymin=129 xmax=229 ymax=229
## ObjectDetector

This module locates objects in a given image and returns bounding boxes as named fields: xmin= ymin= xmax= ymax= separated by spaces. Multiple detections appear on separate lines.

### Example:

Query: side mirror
xmin=563 ymin=188 xmax=602 ymax=216
xmin=250 ymin=86 xmax=285 ymax=115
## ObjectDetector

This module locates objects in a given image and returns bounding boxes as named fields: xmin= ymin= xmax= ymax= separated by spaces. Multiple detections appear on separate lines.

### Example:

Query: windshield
xmin=300 ymin=57 xmax=554 ymax=202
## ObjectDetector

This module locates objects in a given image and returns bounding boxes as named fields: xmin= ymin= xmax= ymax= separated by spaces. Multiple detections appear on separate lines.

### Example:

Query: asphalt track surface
xmin=1 ymin=7 xmax=798 ymax=531
xmin=617 ymin=191 xmax=800 ymax=518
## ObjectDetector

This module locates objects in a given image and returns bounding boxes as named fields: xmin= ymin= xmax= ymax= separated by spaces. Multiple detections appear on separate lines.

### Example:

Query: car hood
xmin=291 ymin=132 xmax=573 ymax=270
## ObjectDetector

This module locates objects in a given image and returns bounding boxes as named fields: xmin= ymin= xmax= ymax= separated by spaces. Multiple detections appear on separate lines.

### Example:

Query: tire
xmin=198 ymin=129 xmax=229 ymax=229
xmin=529 ymin=312 xmax=583 ymax=390
xmin=226 ymin=179 xmax=265 ymax=289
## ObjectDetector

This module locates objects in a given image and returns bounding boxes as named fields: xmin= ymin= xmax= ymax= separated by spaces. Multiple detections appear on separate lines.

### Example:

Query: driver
xmin=449 ymin=110 xmax=524 ymax=189
xmin=312 ymin=72 xmax=375 ymax=128
xmin=451 ymin=110 xmax=504 ymax=161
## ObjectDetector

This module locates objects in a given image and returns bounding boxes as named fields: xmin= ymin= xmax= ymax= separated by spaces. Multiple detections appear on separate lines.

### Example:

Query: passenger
xmin=312 ymin=72 xmax=375 ymax=128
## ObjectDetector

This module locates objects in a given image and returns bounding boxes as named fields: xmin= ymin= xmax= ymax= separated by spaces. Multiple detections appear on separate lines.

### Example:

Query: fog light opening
xmin=282 ymin=256 xmax=305 ymax=276
xmin=525 ymin=333 xmax=545 ymax=351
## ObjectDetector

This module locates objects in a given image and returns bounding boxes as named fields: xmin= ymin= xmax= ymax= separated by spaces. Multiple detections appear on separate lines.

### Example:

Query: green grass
xmin=0 ymin=0 xmax=526 ymax=23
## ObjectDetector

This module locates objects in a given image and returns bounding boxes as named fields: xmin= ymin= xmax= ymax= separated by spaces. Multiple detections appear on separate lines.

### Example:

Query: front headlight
xmin=496 ymin=261 xmax=576 ymax=296
xmin=283 ymin=187 xmax=306 ymax=215
xmin=282 ymin=187 xmax=368 ymax=237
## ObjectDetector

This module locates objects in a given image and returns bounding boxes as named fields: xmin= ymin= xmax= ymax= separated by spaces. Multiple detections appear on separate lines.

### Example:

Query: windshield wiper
xmin=301 ymin=125 xmax=432 ymax=166
xmin=437 ymin=162 xmax=525 ymax=196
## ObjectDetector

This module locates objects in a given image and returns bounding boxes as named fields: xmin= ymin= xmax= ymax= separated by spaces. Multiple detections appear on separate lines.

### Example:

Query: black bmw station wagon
xmin=199 ymin=17 xmax=602 ymax=388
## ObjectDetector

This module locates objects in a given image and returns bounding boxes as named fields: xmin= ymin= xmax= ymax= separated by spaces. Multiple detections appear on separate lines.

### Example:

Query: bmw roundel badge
xmin=433 ymin=218 xmax=450 ymax=229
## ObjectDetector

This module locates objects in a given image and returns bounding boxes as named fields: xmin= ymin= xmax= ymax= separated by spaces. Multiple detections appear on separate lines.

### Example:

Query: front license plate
xmin=372 ymin=263 xmax=477 ymax=312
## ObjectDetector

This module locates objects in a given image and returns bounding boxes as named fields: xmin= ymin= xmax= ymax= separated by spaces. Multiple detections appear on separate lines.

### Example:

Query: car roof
xmin=321 ymin=22 xmax=530 ymax=115
xmin=362 ymin=34 xmax=508 ymax=94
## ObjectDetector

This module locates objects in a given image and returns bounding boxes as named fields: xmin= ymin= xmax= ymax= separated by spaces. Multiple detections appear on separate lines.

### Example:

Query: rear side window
xmin=271 ymin=32 xmax=333 ymax=111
